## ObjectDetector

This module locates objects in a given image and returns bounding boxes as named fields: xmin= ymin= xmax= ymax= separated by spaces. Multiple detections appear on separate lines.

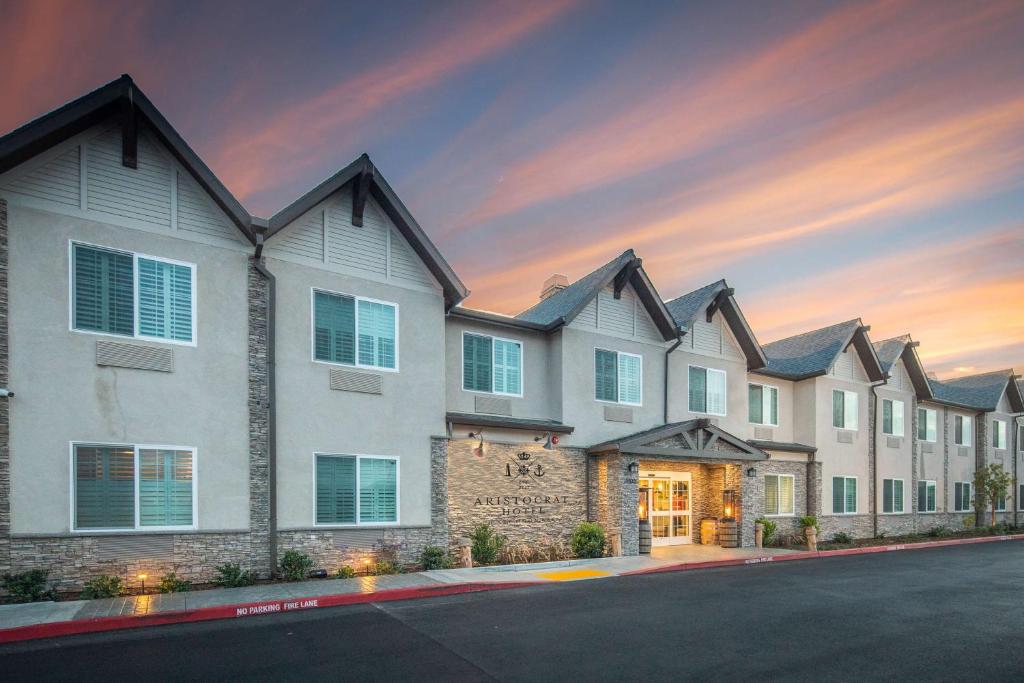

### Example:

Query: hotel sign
xmin=472 ymin=451 xmax=572 ymax=516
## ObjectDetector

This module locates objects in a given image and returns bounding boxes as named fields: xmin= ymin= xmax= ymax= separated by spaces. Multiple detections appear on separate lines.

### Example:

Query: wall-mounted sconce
xmin=746 ymin=467 xmax=757 ymax=478
xmin=468 ymin=431 xmax=486 ymax=458
xmin=534 ymin=432 xmax=559 ymax=450
xmin=627 ymin=461 xmax=639 ymax=475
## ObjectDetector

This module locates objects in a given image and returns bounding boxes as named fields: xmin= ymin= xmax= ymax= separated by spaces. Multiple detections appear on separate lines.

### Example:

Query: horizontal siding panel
xmin=832 ymin=349 xmax=868 ymax=382
xmin=634 ymin=304 xmax=662 ymax=343
xmin=176 ymin=171 xmax=238 ymax=241
xmin=2 ymin=147 xmax=80 ymax=207
xmin=326 ymin=190 xmax=387 ymax=277
xmin=87 ymin=128 xmax=172 ymax=228
xmin=692 ymin=317 xmax=722 ymax=356
xmin=597 ymin=285 xmax=634 ymax=336
xmin=276 ymin=210 xmax=325 ymax=261
xmin=389 ymin=228 xmax=433 ymax=286
xmin=572 ymin=299 xmax=597 ymax=328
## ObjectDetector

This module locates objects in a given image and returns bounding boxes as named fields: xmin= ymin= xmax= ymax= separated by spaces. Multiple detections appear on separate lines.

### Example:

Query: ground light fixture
xmin=138 ymin=573 xmax=147 ymax=595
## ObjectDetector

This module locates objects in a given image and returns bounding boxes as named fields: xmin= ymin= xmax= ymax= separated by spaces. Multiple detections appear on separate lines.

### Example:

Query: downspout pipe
xmin=253 ymin=233 xmax=277 ymax=576
xmin=869 ymin=379 xmax=888 ymax=539
xmin=664 ymin=333 xmax=684 ymax=424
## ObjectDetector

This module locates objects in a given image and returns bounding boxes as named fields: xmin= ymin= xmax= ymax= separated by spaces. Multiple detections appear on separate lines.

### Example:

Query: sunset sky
xmin=2 ymin=0 xmax=1022 ymax=378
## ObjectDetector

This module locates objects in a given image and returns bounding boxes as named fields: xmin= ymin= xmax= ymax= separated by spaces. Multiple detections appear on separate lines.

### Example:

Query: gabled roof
xmin=928 ymin=370 xmax=1024 ymax=413
xmin=760 ymin=319 xmax=885 ymax=382
xmin=588 ymin=418 xmax=767 ymax=461
xmin=0 ymin=75 xmax=254 ymax=242
xmin=664 ymin=279 xmax=767 ymax=370
xmin=872 ymin=334 xmax=933 ymax=400
xmin=514 ymin=250 xmax=678 ymax=340
xmin=265 ymin=154 xmax=468 ymax=310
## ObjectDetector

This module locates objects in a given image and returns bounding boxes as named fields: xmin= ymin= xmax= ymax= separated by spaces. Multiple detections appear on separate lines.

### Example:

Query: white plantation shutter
xmin=706 ymin=368 xmax=727 ymax=415
xmin=138 ymin=448 xmax=193 ymax=527
xmin=779 ymin=475 xmax=794 ymax=514
xmin=844 ymin=391 xmax=858 ymax=430
xmin=137 ymin=257 xmax=193 ymax=342
xmin=765 ymin=475 xmax=779 ymax=514
xmin=892 ymin=400 xmax=905 ymax=437
xmin=359 ymin=457 xmax=397 ymax=523
xmin=357 ymin=299 xmax=396 ymax=369
xmin=618 ymin=353 xmax=641 ymax=405
xmin=493 ymin=339 xmax=522 ymax=395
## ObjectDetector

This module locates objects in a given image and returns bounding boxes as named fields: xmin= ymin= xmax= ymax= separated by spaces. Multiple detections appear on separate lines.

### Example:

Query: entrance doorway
xmin=640 ymin=471 xmax=692 ymax=545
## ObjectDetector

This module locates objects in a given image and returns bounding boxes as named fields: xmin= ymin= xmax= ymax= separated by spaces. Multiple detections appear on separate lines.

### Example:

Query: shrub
xmin=962 ymin=514 xmax=976 ymax=529
xmin=1 ymin=570 xmax=54 ymax=603
xmin=570 ymin=522 xmax=606 ymax=558
xmin=280 ymin=550 xmax=314 ymax=581
xmin=335 ymin=566 xmax=356 ymax=579
xmin=798 ymin=515 xmax=820 ymax=534
xmin=373 ymin=560 xmax=402 ymax=576
xmin=82 ymin=575 xmax=125 ymax=599
xmin=925 ymin=526 xmax=950 ymax=538
xmin=156 ymin=572 xmax=191 ymax=593
xmin=830 ymin=532 xmax=853 ymax=544
xmin=470 ymin=524 xmax=506 ymax=565
xmin=421 ymin=545 xmax=454 ymax=570
xmin=754 ymin=517 xmax=777 ymax=546
xmin=213 ymin=563 xmax=256 ymax=588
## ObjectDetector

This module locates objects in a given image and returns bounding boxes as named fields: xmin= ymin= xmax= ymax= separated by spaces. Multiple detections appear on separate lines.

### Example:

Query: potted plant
xmin=799 ymin=515 xmax=819 ymax=550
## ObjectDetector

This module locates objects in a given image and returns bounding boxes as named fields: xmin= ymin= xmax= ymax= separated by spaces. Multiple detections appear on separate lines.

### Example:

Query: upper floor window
xmin=315 ymin=454 xmax=398 ymax=525
xmin=313 ymin=290 xmax=397 ymax=370
xmin=917 ymin=407 xmax=937 ymax=442
xmin=1019 ymin=425 xmax=1024 ymax=452
xmin=72 ymin=242 xmax=195 ymax=344
xmin=689 ymin=366 xmax=726 ymax=416
xmin=595 ymin=349 xmax=642 ymax=406
xmin=748 ymin=383 xmax=778 ymax=426
xmin=832 ymin=390 xmax=858 ymax=430
xmin=73 ymin=443 xmax=195 ymax=531
xmin=882 ymin=399 xmax=904 ymax=437
xmin=992 ymin=420 xmax=1007 ymax=449
xmin=954 ymin=415 xmax=972 ymax=446
xmin=463 ymin=333 xmax=522 ymax=396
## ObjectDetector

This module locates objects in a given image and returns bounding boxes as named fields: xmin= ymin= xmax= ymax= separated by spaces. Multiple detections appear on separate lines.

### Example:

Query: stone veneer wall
xmin=741 ymin=460 xmax=809 ymax=545
xmin=0 ymin=199 xmax=8 ymax=577
xmin=447 ymin=438 xmax=588 ymax=551
xmin=248 ymin=257 xmax=272 ymax=577
xmin=589 ymin=453 xmax=638 ymax=555
xmin=277 ymin=438 xmax=449 ymax=570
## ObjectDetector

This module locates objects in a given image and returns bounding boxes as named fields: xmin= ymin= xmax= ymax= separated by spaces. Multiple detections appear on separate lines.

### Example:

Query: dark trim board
xmin=446 ymin=412 xmax=575 ymax=434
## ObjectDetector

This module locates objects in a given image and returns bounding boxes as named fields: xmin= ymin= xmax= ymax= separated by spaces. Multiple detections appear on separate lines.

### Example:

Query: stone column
xmin=740 ymin=462 xmax=762 ymax=548
xmin=247 ymin=258 xmax=272 ymax=578
xmin=910 ymin=397 xmax=919 ymax=531
xmin=619 ymin=455 xmax=639 ymax=555
xmin=942 ymin=408 xmax=950 ymax=514
xmin=0 ymin=199 xmax=9 ymax=575
xmin=430 ymin=437 xmax=449 ymax=548
xmin=806 ymin=459 xmax=822 ymax=517
xmin=975 ymin=414 xmax=988 ymax=525
xmin=868 ymin=391 xmax=877 ymax=533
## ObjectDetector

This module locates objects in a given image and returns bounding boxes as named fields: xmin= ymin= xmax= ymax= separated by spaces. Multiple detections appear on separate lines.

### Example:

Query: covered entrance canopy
xmin=587 ymin=419 xmax=768 ymax=550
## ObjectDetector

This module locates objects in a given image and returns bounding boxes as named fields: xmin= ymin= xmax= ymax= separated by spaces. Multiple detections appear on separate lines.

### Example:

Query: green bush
xmin=280 ymin=550 xmax=314 ymax=581
xmin=830 ymin=532 xmax=853 ymax=544
xmin=373 ymin=560 xmax=403 ymax=576
xmin=335 ymin=566 xmax=356 ymax=579
xmin=2 ymin=570 xmax=55 ymax=602
xmin=213 ymin=563 xmax=256 ymax=588
xmin=798 ymin=515 xmax=820 ymax=534
xmin=470 ymin=524 xmax=506 ymax=565
xmin=421 ymin=545 xmax=454 ymax=570
xmin=82 ymin=575 xmax=125 ymax=599
xmin=570 ymin=522 xmax=606 ymax=558
xmin=157 ymin=572 xmax=191 ymax=594
xmin=925 ymin=526 xmax=950 ymax=538
xmin=754 ymin=517 xmax=777 ymax=546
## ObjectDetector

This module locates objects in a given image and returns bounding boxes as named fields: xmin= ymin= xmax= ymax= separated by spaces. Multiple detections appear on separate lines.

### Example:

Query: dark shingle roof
xmin=872 ymin=335 xmax=911 ymax=373
xmin=928 ymin=370 xmax=1017 ymax=412
xmin=761 ymin=319 xmax=862 ymax=379
xmin=664 ymin=280 xmax=725 ymax=331
xmin=515 ymin=250 xmax=636 ymax=325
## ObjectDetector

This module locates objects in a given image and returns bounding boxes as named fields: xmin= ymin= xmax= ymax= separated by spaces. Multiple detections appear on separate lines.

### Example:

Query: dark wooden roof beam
xmin=705 ymin=287 xmax=735 ymax=322
xmin=120 ymin=93 xmax=137 ymax=169
xmin=613 ymin=258 xmax=642 ymax=299
xmin=351 ymin=168 xmax=371 ymax=227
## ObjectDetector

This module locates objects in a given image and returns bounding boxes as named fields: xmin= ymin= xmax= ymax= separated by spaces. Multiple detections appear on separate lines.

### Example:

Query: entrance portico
xmin=588 ymin=419 xmax=768 ymax=552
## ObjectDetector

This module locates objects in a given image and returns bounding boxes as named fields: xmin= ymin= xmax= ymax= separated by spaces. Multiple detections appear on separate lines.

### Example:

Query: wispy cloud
xmin=208 ymin=0 xmax=578 ymax=212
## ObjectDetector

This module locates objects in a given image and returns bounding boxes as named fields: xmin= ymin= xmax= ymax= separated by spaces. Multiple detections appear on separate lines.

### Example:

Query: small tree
xmin=974 ymin=463 xmax=1012 ymax=527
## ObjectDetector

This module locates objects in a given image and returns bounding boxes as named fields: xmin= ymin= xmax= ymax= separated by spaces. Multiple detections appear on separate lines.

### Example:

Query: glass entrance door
xmin=640 ymin=472 xmax=692 ymax=545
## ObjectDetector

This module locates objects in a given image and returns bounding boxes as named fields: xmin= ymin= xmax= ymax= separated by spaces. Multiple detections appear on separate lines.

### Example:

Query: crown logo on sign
xmin=516 ymin=452 xmax=532 ymax=461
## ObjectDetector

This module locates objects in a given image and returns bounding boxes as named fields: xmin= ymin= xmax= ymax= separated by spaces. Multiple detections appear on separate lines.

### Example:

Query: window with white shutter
xmin=832 ymin=476 xmax=857 ymax=514
xmin=882 ymin=479 xmax=904 ymax=513
xmin=882 ymin=399 xmax=904 ymax=436
xmin=992 ymin=420 xmax=1006 ymax=449
xmin=461 ymin=333 xmax=522 ymax=396
xmin=917 ymin=480 xmax=936 ymax=512
xmin=765 ymin=474 xmax=794 ymax=516
xmin=315 ymin=454 xmax=398 ymax=525
xmin=749 ymin=383 xmax=779 ymax=426
xmin=954 ymin=482 xmax=972 ymax=512
xmin=689 ymin=365 xmax=726 ymax=416
xmin=954 ymin=415 xmax=972 ymax=446
xmin=313 ymin=290 xmax=397 ymax=370
xmin=596 ymin=349 xmax=642 ymax=406
xmin=832 ymin=390 xmax=858 ymax=430
xmin=917 ymin=408 xmax=937 ymax=442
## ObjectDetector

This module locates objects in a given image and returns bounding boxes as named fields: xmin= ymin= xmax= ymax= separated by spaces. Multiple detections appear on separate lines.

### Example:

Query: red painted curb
xmin=0 ymin=581 xmax=541 ymax=644
xmin=621 ymin=532 xmax=1024 ymax=576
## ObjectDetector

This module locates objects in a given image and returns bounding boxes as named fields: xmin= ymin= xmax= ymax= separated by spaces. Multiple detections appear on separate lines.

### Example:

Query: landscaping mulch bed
xmin=771 ymin=526 xmax=1024 ymax=552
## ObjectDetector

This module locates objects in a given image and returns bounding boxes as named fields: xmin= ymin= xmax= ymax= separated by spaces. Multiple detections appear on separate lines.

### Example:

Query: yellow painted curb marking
xmin=533 ymin=568 xmax=611 ymax=581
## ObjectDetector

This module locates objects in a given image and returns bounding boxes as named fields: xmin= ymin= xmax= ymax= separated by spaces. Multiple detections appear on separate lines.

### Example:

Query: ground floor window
xmin=954 ymin=482 xmax=972 ymax=512
xmin=917 ymin=480 xmax=936 ymax=512
xmin=1020 ymin=484 xmax=1024 ymax=511
xmin=832 ymin=476 xmax=857 ymax=514
xmin=882 ymin=478 xmax=904 ymax=513
xmin=764 ymin=474 xmax=794 ymax=515
xmin=73 ymin=443 xmax=195 ymax=531
xmin=995 ymin=492 xmax=1006 ymax=512
xmin=315 ymin=454 xmax=398 ymax=525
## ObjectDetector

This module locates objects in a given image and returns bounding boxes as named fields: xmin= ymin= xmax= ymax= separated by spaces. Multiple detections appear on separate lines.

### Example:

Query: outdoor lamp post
xmin=138 ymin=573 xmax=147 ymax=595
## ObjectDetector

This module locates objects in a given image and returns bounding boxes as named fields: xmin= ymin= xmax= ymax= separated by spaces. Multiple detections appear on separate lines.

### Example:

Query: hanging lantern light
xmin=722 ymin=489 xmax=736 ymax=519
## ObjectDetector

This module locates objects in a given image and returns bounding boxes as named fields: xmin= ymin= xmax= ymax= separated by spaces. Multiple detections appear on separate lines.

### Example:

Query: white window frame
xmin=1019 ymin=483 xmax=1024 ymax=511
xmin=833 ymin=389 xmax=859 ymax=431
xmin=688 ymin=364 xmax=727 ymax=417
xmin=918 ymin=480 xmax=937 ymax=513
xmin=993 ymin=419 xmax=1007 ymax=450
xmin=764 ymin=473 xmax=795 ymax=516
xmin=994 ymin=491 xmax=1007 ymax=512
xmin=69 ymin=240 xmax=198 ymax=347
xmin=312 ymin=453 xmax=401 ymax=528
xmin=460 ymin=331 xmax=524 ymax=398
xmin=882 ymin=478 xmax=905 ymax=514
xmin=833 ymin=475 xmax=858 ymax=515
xmin=595 ymin=348 xmax=643 ymax=407
xmin=310 ymin=288 xmax=400 ymax=373
xmin=882 ymin=398 xmax=904 ymax=437
xmin=917 ymin=407 xmax=937 ymax=442
xmin=955 ymin=415 xmax=972 ymax=446
xmin=953 ymin=481 xmax=972 ymax=512
xmin=69 ymin=441 xmax=198 ymax=533
xmin=748 ymin=382 xmax=779 ymax=427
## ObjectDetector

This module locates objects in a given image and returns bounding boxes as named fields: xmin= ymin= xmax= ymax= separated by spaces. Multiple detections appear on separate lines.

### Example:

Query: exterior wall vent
xmin=96 ymin=340 xmax=174 ymax=372
xmin=886 ymin=436 xmax=902 ymax=449
xmin=329 ymin=368 xmax=383 ymax=394
xmin=754 ymin=427 xmax=774 ymax=441
xmin=836 ymin=430 xmax=855 ymax=444
xmin=96 ymin=534 xmax=174 ymax=561
xmin=604 ymin=405 xmax=634 ymax=423
xmin=474 ymin=395 xmax=512 ymax=415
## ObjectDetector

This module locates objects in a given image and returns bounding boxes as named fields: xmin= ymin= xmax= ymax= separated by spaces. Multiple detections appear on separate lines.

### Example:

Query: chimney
xmin=539 ymin=274 xmax=569 ymax=300
xmin=926 ymin=371 xmax=938 ymax=380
